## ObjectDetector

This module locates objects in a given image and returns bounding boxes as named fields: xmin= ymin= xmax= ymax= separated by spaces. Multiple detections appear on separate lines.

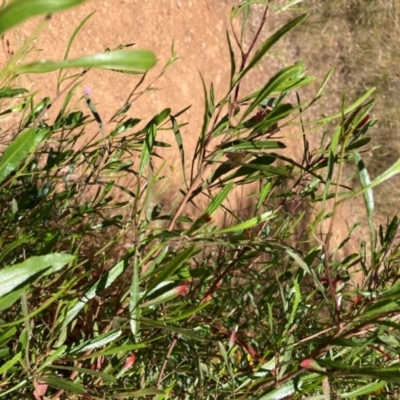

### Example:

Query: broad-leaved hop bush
xmin=1 ymin=0 xmax=400 ymax=399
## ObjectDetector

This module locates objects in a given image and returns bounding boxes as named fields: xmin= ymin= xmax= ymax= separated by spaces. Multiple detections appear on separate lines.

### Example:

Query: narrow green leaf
xmin=194 ymin=73 xmax=211 ymax=172
xmin=0 ymin=128 xmax=37 ymax=184
xmin=283 ymin=280 xmax=301 ymax=337
xmin=346 ymin=137 xmax=371 ymax=150
xmin=241 ymin=62 xmax=304 ymax=120
xmin=37 ymin=346 xmax=67 ymax=372
xmin=226 ymin=30 xmax=236 ymax=85
xmin=47 ymin=365 xmax=118 ymax=383
xmin=41 ymin=375 xmax=86 ymax=394
xmin=76 ymin=342 xmax=149 ymax=359
xmin=339 ymin=157 xmax=400 ymax=206
xmin=70 ymin=330 xmax=122 ymax=353
xmin=141 ymin=319 xmax=202 ymax=340
xmin=221 ymin=140 xmax=286 ymax=152
xmin=210 ymin=210 xmax=275 ymax=234
xmin=338 ymin=380 xmax=387 ymax=398
xmin=84 ymin=92 xmax=106 ymax=142
xmin=11 ymin=49 xmax=156 ymax=74
xmin=0 ymin=327 xmax=17 ymax=346
xmin=0 ymin=87 xmax=28 ymax=98
xmin=354 ymin=151 xmax=374 ymax=244
xmin=61 ymin=257 xmax=128 ymax=329
xmin=259 ymin=373 xmax=320 ymax=400
xmin=0 ymin=0 xmax=87 ymax=37
xmin=147 ymin=108 xmax=171 ymax=126
xmin=171 ymin=115 xmax=187 ymax=188
xmin=146 ymin=246 xmax=198 ymax=294
xmin=112 ymin=389 xmax=165 ymax=398
xmin=235 ymin=14 xmax=308 ymax=84
xmin=139 ymin=124 xmax=156 ymax=176
xmin=311 ymin=88 xmax=376 ymax=125
xmin=0 ymin=254 xmax=73 ymax=298
xmin=57 ymin=10 xmax=95 ymax=90
xmin=112 ymin=118 xmax=141 ymax=136
xmin=166 ymin=301 xmax=211 ymax=322
xmin=0 ymin=287 xmax=26 ymax=311
xmin=285 ymin=248 xmax=326 ymax=293
xmin=205 ymin=182 xmax=234 ymax=215
xmin=141 ymin=284 xmax=187 ymax=308
xmin=130 ymin=254 xmax=140 ymax=336
xmin=0 ymin=351 xmax=21 ymax=374
xmin=257 ymin=181 xmax=272 ymax=211
xmin=218 ymin=341 xmax=229 ymax=364
xmin=315 ymin=67 xmax=334 ymax=100
xmin=358 ymin=298 xmax=400 ymax=320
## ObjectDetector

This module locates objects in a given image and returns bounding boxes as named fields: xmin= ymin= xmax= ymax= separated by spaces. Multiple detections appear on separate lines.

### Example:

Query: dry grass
xmin=235 ymin=0 xmax=400 ymax=260
xmin=285 ymin=0 xmax=400 ymax=219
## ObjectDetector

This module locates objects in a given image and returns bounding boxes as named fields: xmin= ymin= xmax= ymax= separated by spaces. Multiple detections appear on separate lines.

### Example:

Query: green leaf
xmin=285 ymin=248 xmax=326 ymax=294
xmin=11 ymin=49 xmax=156 ymax=74
xmin=340 ymin=156 xmax=400 ymax=205
xmin=338 ymin=380 xmax=387 ymax=398
xmin=235 ymin=14 xmax=308 ymax=84
xmin=322 ymin=122 xmax=341 ymax=205
xmin=354 ymin=151 xmax=374 ymax=245
xmin=0 ymin=235 xmax=32 ymax=261
xmin=0 ymin=254 xmax=74 ymax=298
xmin=141 ymin=284 xmax=187 ymax=308
xmin=130 ymin=255 xmax=140 ymax=336
xmin=77 ymin=342 xmax=150 ymax=359
xmin=312 ymin=88 xmax=376 ymax=125
xmin=257 ymin=181 xmax=272 ymax=210
xmin=47 ymin=364 xmax=118 ymax=384
xmin=139 ymin=124 xmax=156 ymax=176
xmin=221 ymin=140 xmax=286 ymax=152
xmin=69 ymin=330 xmax=123 ymax=353
xmin=37 ymin=346 xmax=67 ymax=372
xmin=171 ymin=115 xmax=187 ymax=187
xmin=57 ymin=10 xmax=95 ymax=90
xmin=141 ymin=318 xmax=202 ymax=340
xmin=112 ymin=118 xmax=141 ymax=136
xmin=0 ymin=0 xmax=87 ymax=37
xmin=0 ymin=327 xmax=17 ymax=347
xmin=0 ymin=87 xmax=28 ymax=98
xmin=61 ymin=257 xmax=129 ymax=329
xmin=146 ymin=108 xmax=171 ymax=127
xmin=210 ymin=210 xmax=275 ymax=234
xmin=0 ymin=351 xmax=21 ymax=374
xmin=41 ymin=374 xmax=86 ymax=394
xmin=259 ymin=373 xmax=320 ymax=400
xmin=358 ymin=298 xmax=400 ymax=320
xmin=111 ymin=388 xmax=165 ymax=398
xmin=241 ymin=62 xmax=304 ymax=120
xmin=0 ymin=287 xmax=26 ymax=311
xmin=146 ymin=246 xmax=198 ymax=294
xmin=226 ymin=30 xmax=236 ymax=85
xmin=346 ymin=137 xmax=371 ymax=150
xmin=205 ymin=182 xmax=234 ymax=215
xmin=0 ymin=128 xmax=37 ymax=184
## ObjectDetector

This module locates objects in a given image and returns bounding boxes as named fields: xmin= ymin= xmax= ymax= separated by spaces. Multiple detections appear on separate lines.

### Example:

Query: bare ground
xmin=1 ymin=0 xmax=370 ymax=269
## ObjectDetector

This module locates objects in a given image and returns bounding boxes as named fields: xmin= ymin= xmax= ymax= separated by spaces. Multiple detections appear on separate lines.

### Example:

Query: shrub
xmin=1 ymin=0 xmax=400 ymax=399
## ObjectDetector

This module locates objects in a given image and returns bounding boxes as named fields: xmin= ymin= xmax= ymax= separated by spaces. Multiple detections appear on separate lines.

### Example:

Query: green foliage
xmin=0 ymin=0 xmax=400 ymax=399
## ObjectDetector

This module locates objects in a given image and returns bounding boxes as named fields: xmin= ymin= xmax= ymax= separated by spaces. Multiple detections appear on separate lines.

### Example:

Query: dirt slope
xmin=1 ymin=0 xmax=367 ymax=268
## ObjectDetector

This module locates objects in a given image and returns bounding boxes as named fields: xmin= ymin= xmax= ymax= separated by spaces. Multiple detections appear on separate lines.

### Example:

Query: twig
xmin=34 ymin=69 xmax=89 ymax=128
xmin=232 ymin=5 xmax=270 ymax=106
